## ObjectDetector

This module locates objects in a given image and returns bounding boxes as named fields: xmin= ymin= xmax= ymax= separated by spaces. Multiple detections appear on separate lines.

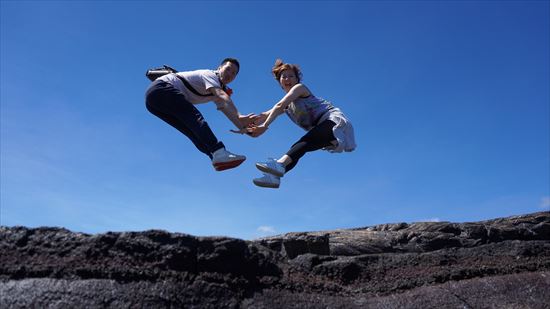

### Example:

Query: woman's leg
xmin=283 ymin=120 xmax=336 ymax=173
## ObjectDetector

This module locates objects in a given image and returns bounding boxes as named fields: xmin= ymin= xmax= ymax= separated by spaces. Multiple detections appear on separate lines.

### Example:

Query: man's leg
xmin=145 ymin=81 xmax=224 ymax=159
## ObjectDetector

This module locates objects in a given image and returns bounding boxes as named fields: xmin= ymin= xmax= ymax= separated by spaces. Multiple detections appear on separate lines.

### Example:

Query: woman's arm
xmin=262 ymin=83 xmax=309 ymax=128
xmin=253 ymin=108 xmax=273 ymax=125
xmin=249 ymin=84 xmax=310 ymax=137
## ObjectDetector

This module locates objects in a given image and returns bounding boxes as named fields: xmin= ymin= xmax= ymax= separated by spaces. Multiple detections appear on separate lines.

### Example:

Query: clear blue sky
xmin=1 ymin=1 xmax=548 ymax=240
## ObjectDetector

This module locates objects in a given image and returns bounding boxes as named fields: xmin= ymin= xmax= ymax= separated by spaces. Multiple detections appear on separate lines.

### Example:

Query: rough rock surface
xmin=1 ymin=211 xmax=549 ymax=308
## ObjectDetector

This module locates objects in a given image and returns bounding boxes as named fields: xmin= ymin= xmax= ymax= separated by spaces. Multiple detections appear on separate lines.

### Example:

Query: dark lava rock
xmin=1 ymin=211 xmax=549 ymax=308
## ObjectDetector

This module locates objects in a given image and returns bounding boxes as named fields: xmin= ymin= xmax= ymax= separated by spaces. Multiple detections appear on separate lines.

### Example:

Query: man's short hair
xmin=221 ymin=58 xmax=240 ymax=72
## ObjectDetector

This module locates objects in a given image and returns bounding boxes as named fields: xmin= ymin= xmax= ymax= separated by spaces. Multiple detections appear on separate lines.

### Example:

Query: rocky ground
xmin=1 ymin=211 xmax=549 ymax=308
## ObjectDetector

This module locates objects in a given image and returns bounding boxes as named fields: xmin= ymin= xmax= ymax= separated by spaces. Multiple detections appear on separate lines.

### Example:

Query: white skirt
xmin=319 ymin=108 xmax=356 ymax=153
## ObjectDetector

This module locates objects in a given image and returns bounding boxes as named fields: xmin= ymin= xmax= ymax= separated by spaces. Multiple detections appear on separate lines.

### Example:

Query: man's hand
xmin=247 ymin=124 xmax=268 ymax=138
xmin=230 ymin=123 xmax=255 ymax=136
xmin=239 ymin=113 xmax=259 ymax=128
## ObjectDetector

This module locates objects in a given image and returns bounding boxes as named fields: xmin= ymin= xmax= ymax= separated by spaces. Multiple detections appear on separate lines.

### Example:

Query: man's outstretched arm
xmin=210 ymin=87 xmax=250 ymax=130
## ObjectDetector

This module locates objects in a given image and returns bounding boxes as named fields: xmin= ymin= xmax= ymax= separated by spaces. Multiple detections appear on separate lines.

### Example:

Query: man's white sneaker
xmin=253 ymin=173 xmax=280 ymax=189
xmin=211 ymin=148 xmax=246 ymax=171
xmin=255 ymin=158 xmax=285 ymax=177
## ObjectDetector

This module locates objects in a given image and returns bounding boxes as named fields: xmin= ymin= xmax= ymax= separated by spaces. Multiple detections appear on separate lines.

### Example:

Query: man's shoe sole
xmin=253 ymin=179 xmax=280 ymax=188
xmin=255 ymin=163 xmax=284 ymax=177
xmin=213 ymin=158 xmax=246 ymax=171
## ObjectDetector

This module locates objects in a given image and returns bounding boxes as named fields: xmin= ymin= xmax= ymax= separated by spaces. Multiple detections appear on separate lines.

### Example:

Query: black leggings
xmin=285 ymin=119 xmax=336 ymax=173
xmin=145 ymin=80 xmax=224 ymax=159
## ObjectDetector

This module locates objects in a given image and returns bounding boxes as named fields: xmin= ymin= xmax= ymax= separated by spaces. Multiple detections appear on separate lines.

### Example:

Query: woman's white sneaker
xmin=253 ymin=173 xmax=280 ymax=188
xmin=255 ymin=158 xmax=285 ymax=177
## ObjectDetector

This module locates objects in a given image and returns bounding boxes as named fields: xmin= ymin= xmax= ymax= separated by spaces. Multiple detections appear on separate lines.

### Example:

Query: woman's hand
xmin=239 ymin=113 xmax=259 ymax=127
xmin=230 ymin=127 xmax=251 ymax=134
xmin=248 ymin=124 xmax=268 ymax=138
xmin=230 ymin=122 xmax=257 ymax=136
xmin=253 ymin=112 xmax=270 ymax=125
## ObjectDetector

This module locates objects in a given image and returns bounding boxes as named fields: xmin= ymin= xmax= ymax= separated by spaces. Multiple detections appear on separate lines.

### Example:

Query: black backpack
xmin=145 ymin=64 xmax=178 ymax=82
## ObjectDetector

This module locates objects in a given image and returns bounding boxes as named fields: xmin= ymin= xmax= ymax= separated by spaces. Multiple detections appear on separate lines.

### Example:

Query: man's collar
xmin=214 ymin=70 xmax=226 ymax=89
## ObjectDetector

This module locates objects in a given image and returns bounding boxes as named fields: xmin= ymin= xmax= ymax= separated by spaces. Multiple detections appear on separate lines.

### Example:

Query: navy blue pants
xmin=145 ymin=80 xmax=224 ymax=159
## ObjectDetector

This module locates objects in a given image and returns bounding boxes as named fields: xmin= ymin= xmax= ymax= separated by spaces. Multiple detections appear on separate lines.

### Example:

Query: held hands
xmin=230 ymin=123 xmax=267 ymax=137
xmin=230 ymin=113 xmax=260 ymax=136
xmin=229 ymin=112 xmax=269 ymax=137
xmin=248 ymin=124 xmax=268 ymax=137
xmin=253 ymin=112 xmax=268 ymax=126
xmin=239 ymin=113 xmax=259 ymax=127
xmin=247 ymin=111 xmax=270 ymax=137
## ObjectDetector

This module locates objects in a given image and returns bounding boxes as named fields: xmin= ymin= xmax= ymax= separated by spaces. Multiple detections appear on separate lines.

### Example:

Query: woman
xmin=249 ymin=59 xmax=356 ymax=188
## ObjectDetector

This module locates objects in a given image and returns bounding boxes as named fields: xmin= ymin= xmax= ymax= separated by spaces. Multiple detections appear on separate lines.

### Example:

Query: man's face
xmin=219 ymin=62 xmax=239 ymax=84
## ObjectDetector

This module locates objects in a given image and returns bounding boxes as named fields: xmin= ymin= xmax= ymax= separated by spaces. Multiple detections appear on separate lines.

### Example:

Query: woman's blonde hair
xmin=271 ymin=59 xmax=302 ymax=83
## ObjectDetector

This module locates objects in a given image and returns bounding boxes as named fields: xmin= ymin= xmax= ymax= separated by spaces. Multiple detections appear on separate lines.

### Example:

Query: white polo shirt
xmin=158 ymin=69 xmax=221 ymax=104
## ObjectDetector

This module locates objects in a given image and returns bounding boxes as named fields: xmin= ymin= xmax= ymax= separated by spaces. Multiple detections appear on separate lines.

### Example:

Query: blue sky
xmin=1 ymin=1 xmax=548 ymax=240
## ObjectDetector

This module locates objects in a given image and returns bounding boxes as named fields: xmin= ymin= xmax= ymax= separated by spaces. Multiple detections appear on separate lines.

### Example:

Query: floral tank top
xmin=285 ymin=95 xmax=335 ymax=130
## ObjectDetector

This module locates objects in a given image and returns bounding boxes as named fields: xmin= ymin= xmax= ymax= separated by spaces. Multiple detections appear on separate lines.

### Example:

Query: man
xmin=145 ymin=58 xmax=255 ymax=171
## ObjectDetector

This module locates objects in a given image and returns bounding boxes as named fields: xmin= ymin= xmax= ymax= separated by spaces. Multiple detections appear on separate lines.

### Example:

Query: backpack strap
xmin=175 ymin=74 xmax=211 ymax=97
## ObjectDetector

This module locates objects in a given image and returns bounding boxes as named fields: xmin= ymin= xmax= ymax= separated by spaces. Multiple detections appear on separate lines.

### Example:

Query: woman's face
xmin=279 ymin=69 xmax=298 ymax=92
